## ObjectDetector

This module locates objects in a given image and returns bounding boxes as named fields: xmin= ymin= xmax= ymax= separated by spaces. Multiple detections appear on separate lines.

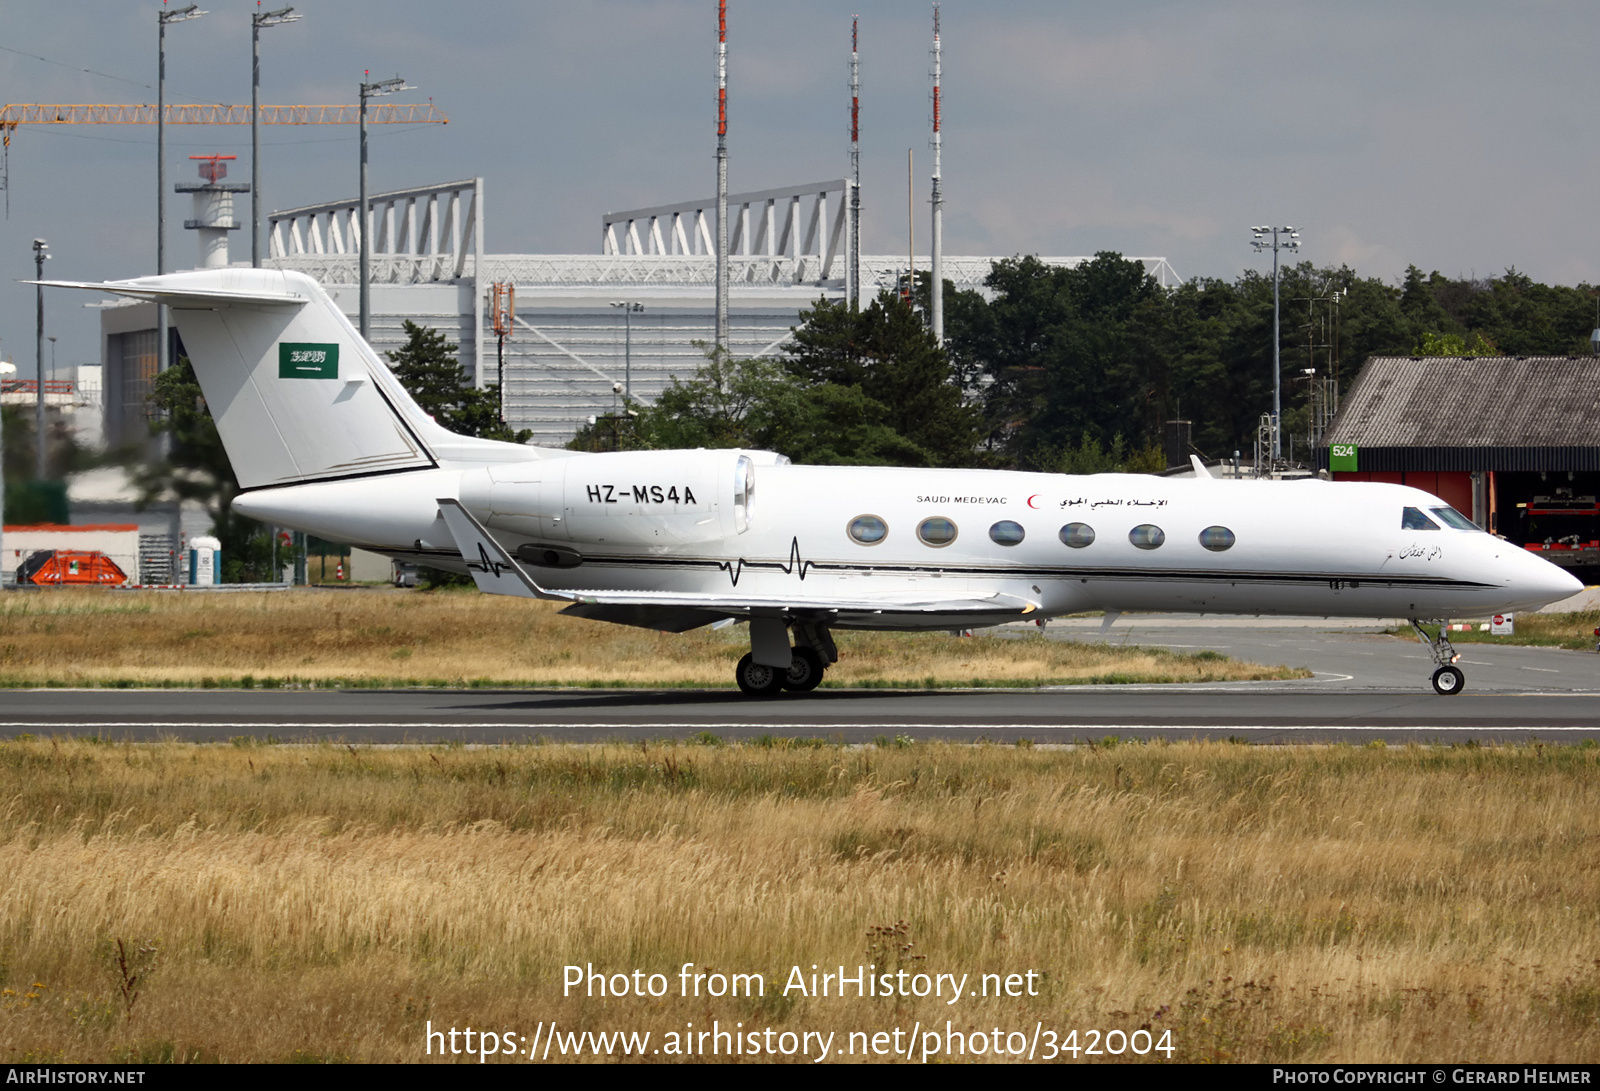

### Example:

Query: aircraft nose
xmin=1509 ymin=551 xmax=1583 ymax=608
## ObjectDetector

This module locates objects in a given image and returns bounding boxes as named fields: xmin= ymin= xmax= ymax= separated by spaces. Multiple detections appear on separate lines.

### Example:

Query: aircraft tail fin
xmin=40 ymin=269 xmax=484 ymax=490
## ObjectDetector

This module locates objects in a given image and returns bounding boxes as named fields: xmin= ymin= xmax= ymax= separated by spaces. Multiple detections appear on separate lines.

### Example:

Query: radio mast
xmin=715 ymin=0 xmax=729 ymax=352
xmin=930 ymin=4 xmax=944 ymax=343
xmin=849 ymin=16 xmax=861 ymax=309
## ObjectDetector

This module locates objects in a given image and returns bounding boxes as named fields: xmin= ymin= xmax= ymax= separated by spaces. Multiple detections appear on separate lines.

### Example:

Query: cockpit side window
xmin=1429 ymin=506 xmax=1480 ymax=531
xmin=1402 ymin=506 xmax=1441 ymax=531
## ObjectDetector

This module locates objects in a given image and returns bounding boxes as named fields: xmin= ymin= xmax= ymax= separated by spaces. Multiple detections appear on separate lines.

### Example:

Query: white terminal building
xmin=101 ymin=173 xmax=1180 ymax=450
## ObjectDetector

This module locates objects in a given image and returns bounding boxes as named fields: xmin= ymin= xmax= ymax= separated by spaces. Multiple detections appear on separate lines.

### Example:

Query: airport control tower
xmin=177 ymin=155 xmax=249 ymax=268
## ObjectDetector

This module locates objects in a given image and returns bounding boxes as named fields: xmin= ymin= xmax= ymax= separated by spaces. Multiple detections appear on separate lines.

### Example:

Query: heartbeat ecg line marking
xmin=467 ymin=542 xmax=514 ymax=579
xmin=716 ymin=538 xmax=819 ymax=587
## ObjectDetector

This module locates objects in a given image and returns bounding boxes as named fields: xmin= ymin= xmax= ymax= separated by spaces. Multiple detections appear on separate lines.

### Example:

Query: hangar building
xmin=1323 ymin=355 xmax=1600 ymax=580
xmin=101 ymin=175 xmax=1180 ymax=450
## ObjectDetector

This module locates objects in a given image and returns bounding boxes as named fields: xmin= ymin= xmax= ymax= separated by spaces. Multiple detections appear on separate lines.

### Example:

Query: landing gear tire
xmin=1431 ymin=665 xmax=1465 ymax=696
xmin=735 ymin=653 xmax=786 ymax=697
xmin=783 ymin=646 xmax=825 ymax=692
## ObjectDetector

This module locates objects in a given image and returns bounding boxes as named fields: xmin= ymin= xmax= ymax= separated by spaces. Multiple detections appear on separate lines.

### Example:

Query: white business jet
xmin=41 ymin=269 xmax=1581 ymax=696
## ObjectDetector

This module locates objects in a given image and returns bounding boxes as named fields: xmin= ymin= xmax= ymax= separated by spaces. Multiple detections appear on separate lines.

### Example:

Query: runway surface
xmin=4 ymin=618 xmax=1596 ymax=744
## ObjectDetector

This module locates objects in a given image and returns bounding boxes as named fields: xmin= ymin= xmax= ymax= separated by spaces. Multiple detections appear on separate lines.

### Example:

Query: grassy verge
xmin=1 ymin=738 xmax=1597 ymax=1063
xmin=1398 ymin=611 xmax=1600 ymax=652
xmin=0 ymin=588 xmax=1307 ymax=689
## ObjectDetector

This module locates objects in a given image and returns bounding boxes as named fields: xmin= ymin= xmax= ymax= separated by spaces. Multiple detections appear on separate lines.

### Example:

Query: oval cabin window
xmin=847 ymin=515 xmax=888 ymax=545
xmin=989 ymin=520 xmax=1025 ymax=546
xmin=1059 ymin=522 xmax=1096 ymax=548
xmin=1198 ymin=526 xmax=1236 ymax=552
xmin=917 ymin=517 xmax=959 ymax=547
xmin=1129 ymin=524 xmax=1166 ymax=550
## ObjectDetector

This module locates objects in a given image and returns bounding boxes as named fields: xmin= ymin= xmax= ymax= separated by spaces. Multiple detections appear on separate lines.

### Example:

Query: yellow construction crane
xmin=0 ymin=102 xmax=448 ymax=206
xmin=0 ymin=103 xmax=447 ymax=125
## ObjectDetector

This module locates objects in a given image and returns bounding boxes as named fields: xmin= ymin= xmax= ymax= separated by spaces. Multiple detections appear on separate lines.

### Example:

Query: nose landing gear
xmin=1430 ymin=664 xmax=1465 ymax=695
xmin=1409 ymin=618 xmax=1465 ymax=696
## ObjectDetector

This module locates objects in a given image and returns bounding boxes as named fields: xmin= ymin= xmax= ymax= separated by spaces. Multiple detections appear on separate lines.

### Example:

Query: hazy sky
xmin=3 ymin=1 xmax=1598 ymax=377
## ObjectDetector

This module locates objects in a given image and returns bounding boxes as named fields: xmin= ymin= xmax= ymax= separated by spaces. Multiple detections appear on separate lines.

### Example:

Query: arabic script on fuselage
xmin=1061 ymin=497 xmax=1170 ymax=510
xmin=1398 ymin=543 xmax=1442 ymax=561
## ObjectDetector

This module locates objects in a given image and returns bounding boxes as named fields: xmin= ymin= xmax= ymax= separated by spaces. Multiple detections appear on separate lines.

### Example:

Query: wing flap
xmin=558 ymin=603 xmax=734 ymax=632
xmin=561 ymin=586 xmax=1037 ymax=615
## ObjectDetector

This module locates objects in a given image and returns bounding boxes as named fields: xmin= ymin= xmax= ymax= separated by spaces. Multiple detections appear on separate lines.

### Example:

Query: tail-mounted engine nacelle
xmin=458 ymin=449 xmax=756 ymax=548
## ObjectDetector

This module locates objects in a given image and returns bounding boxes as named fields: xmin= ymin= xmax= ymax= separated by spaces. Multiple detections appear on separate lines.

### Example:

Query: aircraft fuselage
xmin=234 ymin=459 xmax=1577 ymax=628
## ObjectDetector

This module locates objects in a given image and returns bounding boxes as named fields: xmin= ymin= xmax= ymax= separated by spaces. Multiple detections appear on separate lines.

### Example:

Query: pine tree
xmin=784 ymin=289 xmax=982 ymax=467
xmin=385 ymin=321 xmax=531 ymax=442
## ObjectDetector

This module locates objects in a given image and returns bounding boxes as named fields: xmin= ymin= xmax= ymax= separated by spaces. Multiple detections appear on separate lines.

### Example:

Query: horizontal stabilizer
xmin=436 ymin=499 xmax=573 ymax=602
xmin=28 ymin=279 xmax=307 ymax=308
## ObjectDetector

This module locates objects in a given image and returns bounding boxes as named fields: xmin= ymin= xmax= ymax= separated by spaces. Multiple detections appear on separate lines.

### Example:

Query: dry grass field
xmin=0 ymin=588 xmax=1304 ymax=689
xmin=1 ymin=738 xmax=1597 ymax=1064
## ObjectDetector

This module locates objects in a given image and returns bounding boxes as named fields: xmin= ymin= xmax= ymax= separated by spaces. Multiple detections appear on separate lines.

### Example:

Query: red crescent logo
xmin=1027 ymin=494 xmax=1041 ymax=509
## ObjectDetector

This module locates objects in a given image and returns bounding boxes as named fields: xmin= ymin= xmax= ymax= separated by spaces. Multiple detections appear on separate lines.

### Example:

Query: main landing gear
xmin=734 ymin=618 xmax=837 ymax=696
xmin=1409 ymin=618 xmax=1465 ymax=695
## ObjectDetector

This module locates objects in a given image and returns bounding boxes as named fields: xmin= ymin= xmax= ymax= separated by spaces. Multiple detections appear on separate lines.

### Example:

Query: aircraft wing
xmin=436 ymin=498 xmax=1038 ymax=630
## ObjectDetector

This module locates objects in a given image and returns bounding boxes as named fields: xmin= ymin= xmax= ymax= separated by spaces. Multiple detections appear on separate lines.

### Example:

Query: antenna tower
xmin=849 ymin=16 xmax=860 ymax=308
xmin=715 ymin=0 xmax=729 ymax=352
xmin=491 ymin=282 xmax=514 ymax=426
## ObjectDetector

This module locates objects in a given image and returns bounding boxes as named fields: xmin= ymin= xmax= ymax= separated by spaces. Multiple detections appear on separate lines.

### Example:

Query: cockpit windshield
xmin=1401 ymin=506 xmax=1441 ymax=531
xmin=1429 ymin=506 xmax=1480 ymax=531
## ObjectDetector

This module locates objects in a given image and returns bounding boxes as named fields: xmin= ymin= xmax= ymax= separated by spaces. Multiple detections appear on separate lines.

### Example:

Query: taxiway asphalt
xmin=0 ymin=611 xmax=1593 ymax=739
xmin=2 ymin=617 xmax=1595 ymax=745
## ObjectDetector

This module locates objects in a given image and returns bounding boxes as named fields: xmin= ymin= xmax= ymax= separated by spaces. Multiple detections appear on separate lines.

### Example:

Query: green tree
xmin=1038 ymin=431 xmax=1165 ymax=475
xmin=1414 ymin=330 xmax=1498 ymax=356
xmin=572 ymin=337 xmax=955 ymax=467
xmin=385 ymin=321 xmax=532 ymax=443
xmin=1399 ymin=265 xmax=1458 ymax=341
xmin=950 ymin=253 xmax=1168 ymax=469
xmin=574 ymin=347 xmax=789 ymax=452
xmin=1392 ymin=266 xmax=1597 ymax=357
xmin=3 ymin=408 xmax=59 ymax=522
xmin=2 ymin=396 xmax=107 ymax=523
xmin=784 ymin=289 xmax=983 ymax=466
xmin=577 ymin=290 xmax=981 ymax=467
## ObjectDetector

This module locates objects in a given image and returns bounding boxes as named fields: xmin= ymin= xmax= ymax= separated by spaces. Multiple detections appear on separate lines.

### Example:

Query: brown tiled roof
xmin=1326 ymin=356 xmax=1600 ymax=448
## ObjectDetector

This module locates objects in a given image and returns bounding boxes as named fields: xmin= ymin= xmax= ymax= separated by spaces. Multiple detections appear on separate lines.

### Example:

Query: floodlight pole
xmin=252 ymin=6 xmax=301 ymax=268
xmin=33 ymin=238 xmax=48 ymax=481
xmin=359 ymin=73 xmax=414 ymax=341
xmin=1251 ymin=225 xmax=1300 ymax=463
xmin=611 ymin=301 xmax=644 ymax=399
xmin=159 ymin=4 xmax=206 ymax=380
